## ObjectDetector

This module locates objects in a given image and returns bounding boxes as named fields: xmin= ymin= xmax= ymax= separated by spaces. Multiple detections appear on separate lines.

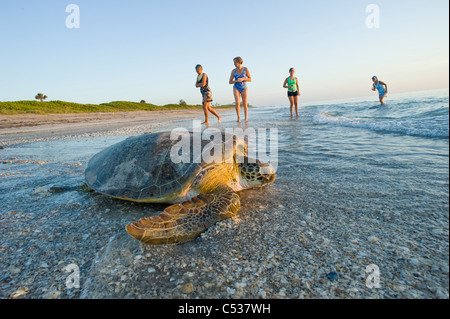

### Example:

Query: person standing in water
xmin=195 ymin=64 xmax=221 ymax=125
xmin=372 ymin=76 xmax=388 ymax=105
xmin=229 ymin=57 xmax=252 ymax=123
xmin=283 ymin=68 xmax=300 ymax=117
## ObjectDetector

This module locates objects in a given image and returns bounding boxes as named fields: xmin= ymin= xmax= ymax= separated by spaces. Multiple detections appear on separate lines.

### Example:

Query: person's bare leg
xmin=294 ymin=95 xmax=299 ymax=117
xmin=202 ymin=102 xmax=209 ymax=125
xmin=241 ymin=89 xmax=249 ymax=123
xmin=233 ymin=89 xmax=241 ymax=122
xmin=288 ymin=95 xmax=294 ymax=117
xmin=208 ymin=105 xmax=222 ymax=123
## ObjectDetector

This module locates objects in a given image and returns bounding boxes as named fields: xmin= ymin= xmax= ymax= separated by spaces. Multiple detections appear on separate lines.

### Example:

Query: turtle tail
xmin=125 ymin=186 xmax=240 ymax=244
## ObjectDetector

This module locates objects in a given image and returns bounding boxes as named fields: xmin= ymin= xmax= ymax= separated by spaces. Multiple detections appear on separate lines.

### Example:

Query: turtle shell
xmin=85 ymin=130 xmax=246 ymax=202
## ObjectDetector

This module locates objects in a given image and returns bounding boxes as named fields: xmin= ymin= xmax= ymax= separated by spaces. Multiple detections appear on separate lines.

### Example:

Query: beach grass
xmin=0 ymin=100 xmax=234 ymax=115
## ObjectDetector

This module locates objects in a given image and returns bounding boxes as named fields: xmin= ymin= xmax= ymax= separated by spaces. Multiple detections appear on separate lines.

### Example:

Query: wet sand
xmin=0 ymin=110 xmax=213 ymax=144
xmin=0 ymin=107 xmax=448 ymax=300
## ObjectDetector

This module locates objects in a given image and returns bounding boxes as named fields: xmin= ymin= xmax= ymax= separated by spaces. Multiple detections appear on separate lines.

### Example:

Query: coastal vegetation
xmin=0 ymin=100 xmax=234 ymax=115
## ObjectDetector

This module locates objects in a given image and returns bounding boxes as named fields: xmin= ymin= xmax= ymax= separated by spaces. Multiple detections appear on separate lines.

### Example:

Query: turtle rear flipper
xmin=125 ymin=186 xmax=240 ymax=244
xmin=50 ymin=182 xmax=93 ymax=194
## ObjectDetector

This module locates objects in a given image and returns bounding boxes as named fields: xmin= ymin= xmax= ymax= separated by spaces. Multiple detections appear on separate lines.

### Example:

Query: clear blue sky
xmin=0 ymin=0 xmax=448 ymax=106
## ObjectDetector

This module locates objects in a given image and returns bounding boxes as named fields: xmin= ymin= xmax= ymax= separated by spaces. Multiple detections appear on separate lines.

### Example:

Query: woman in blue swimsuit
xmin=229 ymin=57 xmax=252 ymax=123
xmin=371 ymin=76 xmax=388 ymax=105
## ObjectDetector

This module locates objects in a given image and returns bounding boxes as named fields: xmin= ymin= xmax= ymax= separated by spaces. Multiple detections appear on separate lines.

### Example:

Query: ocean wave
xmin=312 ymin=111 xmax=449 ymax=138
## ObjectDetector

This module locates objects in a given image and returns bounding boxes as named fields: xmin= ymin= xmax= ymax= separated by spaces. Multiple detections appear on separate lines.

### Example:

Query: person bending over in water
xmin=195 ymin=64 xmax=221 ymax=125
xmin=283 ymin=68 xmax=300 ymax=117
xmin=229 ymin=57 xmax=252 ymax=123
xmin=372 ymin=76 xmax=388 ymax=105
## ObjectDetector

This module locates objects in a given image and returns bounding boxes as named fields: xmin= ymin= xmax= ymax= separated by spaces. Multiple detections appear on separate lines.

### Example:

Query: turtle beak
xmin=261 ymin=172 xmax=276 ymax=186
xmin=267 ymin=173 xmax=277 ymax=184
xmin=259 ymin=162 xmax=277 ymax=186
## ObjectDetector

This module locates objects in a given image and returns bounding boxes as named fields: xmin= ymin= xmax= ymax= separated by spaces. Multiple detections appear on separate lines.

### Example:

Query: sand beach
xmin=1 ymin=91 xmax=448 ymax=299
xmin=0 ymin=109 xmax=210 ymax=144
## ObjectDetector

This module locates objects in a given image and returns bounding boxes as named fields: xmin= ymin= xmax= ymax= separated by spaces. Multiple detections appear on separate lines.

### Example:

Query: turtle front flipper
xmin=125 ymin=186 xmax=240 ymax=244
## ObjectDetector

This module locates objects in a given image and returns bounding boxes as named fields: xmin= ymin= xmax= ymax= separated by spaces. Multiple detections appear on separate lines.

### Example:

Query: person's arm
xmin=195 ymin=75 xmax=201 ymax=88
xmin=243 ymin=68 xmax=252 ymax=82
xmin=201 ymin=74 xmax=207 ymax=88
xmin=296 ymin=77 xmax=300 ymax=95
xmin=380 ymin=81 xmax=388 ymax=94
xmin=229 ymin=70 xmax=236 ymax=85
xmin=283 ymin=78 xmax=289 ymax=89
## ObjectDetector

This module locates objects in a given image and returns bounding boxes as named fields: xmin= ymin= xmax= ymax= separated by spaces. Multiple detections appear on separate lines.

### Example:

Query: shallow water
xmin=0 ymin=89 xmax=448 ymax=299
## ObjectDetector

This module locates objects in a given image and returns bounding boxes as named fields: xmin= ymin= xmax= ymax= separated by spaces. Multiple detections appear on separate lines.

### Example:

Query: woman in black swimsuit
xmin=195 ymin=64 xmax=221 ymax=125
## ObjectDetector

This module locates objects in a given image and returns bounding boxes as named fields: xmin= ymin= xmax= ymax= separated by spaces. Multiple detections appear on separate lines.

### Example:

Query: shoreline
xmin=0 ymin=99 xmax=448 ymax=299
xmin=0 ymin=109 xmax=234 ymax=146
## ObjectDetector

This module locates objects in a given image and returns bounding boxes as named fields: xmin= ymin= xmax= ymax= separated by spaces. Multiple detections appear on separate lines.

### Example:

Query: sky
xmin=0 ymin=0 xmax=448 ymax=106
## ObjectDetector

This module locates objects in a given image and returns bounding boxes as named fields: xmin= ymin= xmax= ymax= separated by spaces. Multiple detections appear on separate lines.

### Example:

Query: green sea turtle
xmin=85 ymin=130 xmax=276 ymax=244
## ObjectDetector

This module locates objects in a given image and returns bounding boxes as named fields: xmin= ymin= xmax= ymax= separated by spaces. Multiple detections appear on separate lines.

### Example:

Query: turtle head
xmin=237 ymin=157 xmax=276 ymax=189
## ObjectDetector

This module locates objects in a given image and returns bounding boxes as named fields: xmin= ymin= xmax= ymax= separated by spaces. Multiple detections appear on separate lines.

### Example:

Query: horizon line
xmin=1 ymin=87 xmax=448 ymax=108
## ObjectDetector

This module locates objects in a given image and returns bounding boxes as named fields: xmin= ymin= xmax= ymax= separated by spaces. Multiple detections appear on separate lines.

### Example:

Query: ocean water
xmin=246 ymin=89 xmax=449 ymax=221
xmin=0 ymin=89 xmax=448 ymax=298
xmin=251 ymin=89 xmax=449 ymax=204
